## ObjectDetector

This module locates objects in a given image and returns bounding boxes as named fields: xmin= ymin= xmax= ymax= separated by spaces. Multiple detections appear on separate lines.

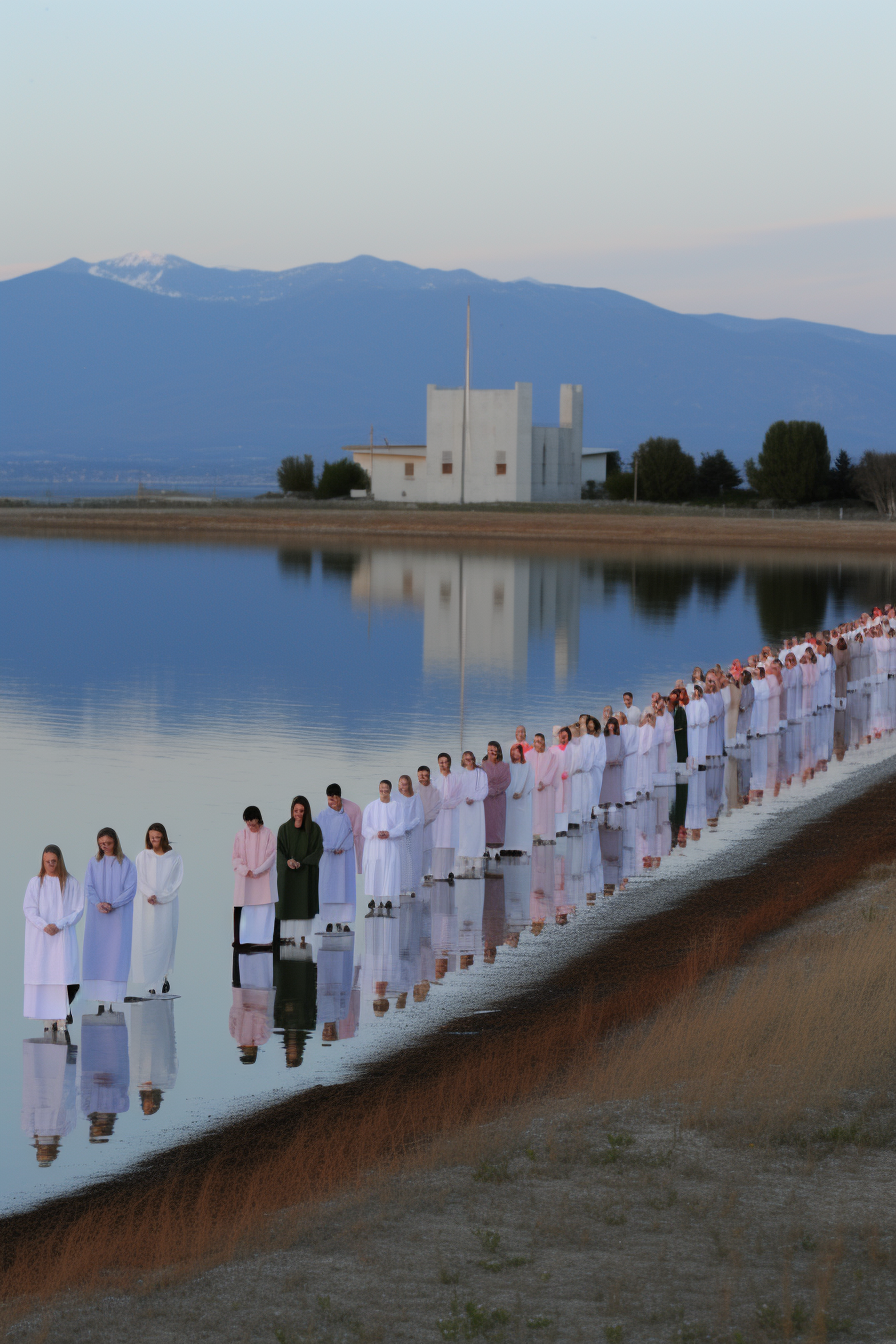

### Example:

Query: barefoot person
xmin=23 ymin=846 xmax=84 ymax=1033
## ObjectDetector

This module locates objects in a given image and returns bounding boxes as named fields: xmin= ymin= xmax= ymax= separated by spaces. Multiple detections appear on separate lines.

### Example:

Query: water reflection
xmin=129 ymin=1000 xmax=178 ymax=1116
xmin=272 ymin=949 xmax=315 ymax=1068
xmin=80 ymin=1011 xmax=129 ymax=1142
xmin=230 ymin=952 xmax=276 ymax=1065
xmin=21 ymin=1037 xmax=78 ymax=1166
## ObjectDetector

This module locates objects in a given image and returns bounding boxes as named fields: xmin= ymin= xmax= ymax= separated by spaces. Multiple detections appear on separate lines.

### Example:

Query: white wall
xmin=425 ymin=384 xmax=532 ymax=504
xmin=531 ymin=385 xmax=583 ymax=502
xmin=350 ymin=450 xmax=426 ymax=503
xmin=581 ymin=452 xmax=608 ymax=485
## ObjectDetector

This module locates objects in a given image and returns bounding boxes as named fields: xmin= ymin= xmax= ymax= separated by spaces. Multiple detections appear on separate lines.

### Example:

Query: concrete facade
xmin=581 ymin=450 xmax=609 ymax=486
xmin=348 ymin=383 xmax=583 ymax=504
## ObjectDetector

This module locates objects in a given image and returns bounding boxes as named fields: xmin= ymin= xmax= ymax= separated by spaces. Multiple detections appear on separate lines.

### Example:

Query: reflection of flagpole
xmin=459 ymin=555 xmax=466 ymax=757
xmin=367 ymin=546 xmax=372 ymax=640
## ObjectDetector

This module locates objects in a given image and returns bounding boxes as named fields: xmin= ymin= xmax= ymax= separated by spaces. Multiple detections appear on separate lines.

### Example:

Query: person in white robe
xmin=504 ymin=744 xmax=535 ymax=854
xmin=314 ymin=785 xmax=358 ymax=931
xmin=21 ymin=1035 xmax=78 ymax=1166
xmin=751 ymin=668 xmax=770 ymax=737
xmin=569 ymin=724 xmax=595 ymax=827
xmin=416 ymin=766 xmax=442 ymax=881
xmin=635 ymin=713 xmax=656 ymax=796
xmin=431 ymin=753 xmax=464 ymax=879
xmin=341 ymin=797 xmax=364 ymax=876
xmin=584 ymin=718 xmax=607 ymax=814
xmin=529 ymin=734 xmax=560 ymax=840
xmin=549 ymin=727 xmax=573 ymax=834
xmin=362 ymin=780 xmax=408 ymax=901
xmin=619 ymin=715 xmax=640 ymax=802
xmin=82 ymin=828 xmax=137 ymax=1010
xmin=80 ymin=1007 xmax=129 ymax=1141
xmin=131 ymin=823 xmax=183 ymax=996
xmin=396 ymin=775 xmax=425 ymax=894
xmin=23 ymin=846 xmax=84 ymax=1030
xmin=456 ymin=751 xmax=489 ymax=876
xmin=691 ymin=686 xmax=710 ymax=764
xmin=232 ymin=805 xmax=278 ymax=949
xmin=129 ymin=997 xmax=178 ymax=1114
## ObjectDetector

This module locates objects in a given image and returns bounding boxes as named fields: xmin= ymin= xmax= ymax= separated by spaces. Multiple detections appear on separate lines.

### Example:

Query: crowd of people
xmin=24 ymin=606 xmax=896 ymax=1041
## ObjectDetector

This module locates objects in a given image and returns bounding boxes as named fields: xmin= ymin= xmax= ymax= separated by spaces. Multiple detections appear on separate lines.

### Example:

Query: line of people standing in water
xmin=25 ymin=606 xmax=896 ymax=1036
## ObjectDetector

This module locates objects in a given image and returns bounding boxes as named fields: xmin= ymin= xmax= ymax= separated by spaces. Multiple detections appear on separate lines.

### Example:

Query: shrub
xmin=277 ymin=454 xmax=315 ymax=494
xmin=316 ymin=457 xmax=371 ymax=499
xmin=853 ymin=451 xmax=896 ymax=518
xmin=604 ymin=470 xmax=635 ymax=500
xmin=695 ymin=450 xmax=741 ymax=495
xmin=636 ymin=437 xmax=697 ymax=502
xmin=744 ymin=421 xmax=830 ymax=504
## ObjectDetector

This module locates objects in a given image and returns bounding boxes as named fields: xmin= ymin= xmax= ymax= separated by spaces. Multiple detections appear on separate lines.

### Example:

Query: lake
xmin=2 ymin=531 xmax=894 ymax=1211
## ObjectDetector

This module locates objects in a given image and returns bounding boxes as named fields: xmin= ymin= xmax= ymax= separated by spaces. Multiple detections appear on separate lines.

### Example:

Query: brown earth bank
xmin=2 ymin=767 xmax=896 ymax=1320
xmin=5 ymin=849 xmax=894 ymax=1342
xmin=2 ymin=503 xmax=896 ymax=555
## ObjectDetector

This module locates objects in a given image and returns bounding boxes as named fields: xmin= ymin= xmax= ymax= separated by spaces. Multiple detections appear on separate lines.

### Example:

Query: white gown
xmin=23 ymin=875 xmax=84 ymax=1022
xmin=430 ymin=770 xmax=463 ymax=878
xmin=362 ymin=799 xmax=407 ymax=899
xmin=21 ymin=1036 xmax=77 ymax=1162
xmin=131 ymin=850 xmax=183 ymax=993
xmin=129 ymin=998 xmax=179 ymax=1096
xmin=504 ymin=761 xmax=535 ymax=852
xmin=456 ymin=766 xmax=489 ymax=867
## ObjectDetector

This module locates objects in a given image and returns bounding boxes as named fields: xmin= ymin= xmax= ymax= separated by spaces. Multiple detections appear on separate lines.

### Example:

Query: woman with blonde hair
xmin=131 ymin=823 xmax=183 ymax=996
xmin=23 ymin=845 xmax=84 ymax=1033
xmin=82 ymin=827 xmax=137 ymax=1011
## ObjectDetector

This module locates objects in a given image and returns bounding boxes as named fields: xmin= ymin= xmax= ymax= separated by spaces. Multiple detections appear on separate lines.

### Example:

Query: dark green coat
xmin=673 ymin=705 xmax=689 ymax=763
xmin=276 ymin=820 xmax=323 ymax=920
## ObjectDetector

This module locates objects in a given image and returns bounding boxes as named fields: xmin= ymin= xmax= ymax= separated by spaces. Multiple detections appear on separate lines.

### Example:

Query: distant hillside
xmin=1 ymin=253 xmax=893 ymax=483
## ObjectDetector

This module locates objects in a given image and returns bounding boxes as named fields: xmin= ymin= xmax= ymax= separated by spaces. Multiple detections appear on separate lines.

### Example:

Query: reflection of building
xmin=348 ymin=383 xmax=583 ymax=504
xmin=350 ymin=551 xmax=580 ymax=678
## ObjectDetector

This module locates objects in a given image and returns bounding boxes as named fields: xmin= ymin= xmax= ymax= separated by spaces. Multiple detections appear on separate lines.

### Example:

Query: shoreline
xmin=2 ymin=502 xmax=896 ymax=553
xmin=3 ymin=761 xmax=896 ymax=1302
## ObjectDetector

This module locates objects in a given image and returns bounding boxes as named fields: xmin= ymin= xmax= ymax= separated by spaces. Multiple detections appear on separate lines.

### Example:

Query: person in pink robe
xmin=529 ymin=734 xmax=561 ymax=842
xmin=341 ymin=797 xmax=363 ymax=875
xmin=481 ymin=741 xmax=512 ymax=851
xmin=232 ymin=806 xmax=277 ymax=948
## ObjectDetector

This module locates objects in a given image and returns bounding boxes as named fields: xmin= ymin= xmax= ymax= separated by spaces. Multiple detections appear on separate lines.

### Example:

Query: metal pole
xmin=369 ymin=425 xmax=374 ymax=498
xmin=459 ymin=555 xmax=466 ymax=758
xmin=460 ymin=298 xmax=470 ymax=507
xmin=633 ymin=452 xmax=638 ymax=504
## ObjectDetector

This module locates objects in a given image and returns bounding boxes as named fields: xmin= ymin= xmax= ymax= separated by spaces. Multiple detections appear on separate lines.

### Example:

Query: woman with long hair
xmin=82 ymin=828 xmax=137 ymax=1011
xmin=23 ymin=845 xmax=84 ymax=1033
xmin=276 ymin=795 xmax=324 ymax=949
xmin=131 ymin=823 xmax=183 ymax=995
xmin=232 ymin=805 xmax=277 ymax=950
xmin=504 ymin=742 xmax=535 ymax=855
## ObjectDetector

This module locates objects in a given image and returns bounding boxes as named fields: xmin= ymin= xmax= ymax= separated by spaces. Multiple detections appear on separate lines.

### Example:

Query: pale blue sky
xmin=2 ymin=0 xmax=894 ymax=329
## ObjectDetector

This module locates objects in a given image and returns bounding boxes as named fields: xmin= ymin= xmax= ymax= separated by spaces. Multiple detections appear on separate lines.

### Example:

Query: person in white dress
xmin=82 ymin=829 xmax=137 ymax=1011
xmin=504 ymin=743 xmax=535 ymax=854
xmin=456 ymin=750 xmax=488 ymax=877
xmin=396 ymin=775 xmax=425 ymax=895
xmin=416 ymin=766 xmax=442 ymax=881
xmin=314 ymin=786 xmax=357 ymax=932
xmin=430 ymin=753 xmax=464 ymax=879
xmin=232 ymin=805 xmax=277 ymax=949
xmin=362 ymin=780 xmax=408 ymax=904
xmin=132 ymin=823 xmax=183 ymax=996
xmin=23 ymin=845 xmax=84 ymax=1032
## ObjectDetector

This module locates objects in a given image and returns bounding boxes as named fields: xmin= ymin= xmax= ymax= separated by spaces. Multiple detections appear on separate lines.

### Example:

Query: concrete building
xmin=348 ymin=382 xmax=583 ymax=504
xmin=581 ymin=450 xmax=610 ymax=487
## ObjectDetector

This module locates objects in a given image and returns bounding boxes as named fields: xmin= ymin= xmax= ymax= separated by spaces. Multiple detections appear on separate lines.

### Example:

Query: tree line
xmin=277 ymin=454 xmax=370 ymax=499
xmin=592 ymin=422 xmax=895 ymax=514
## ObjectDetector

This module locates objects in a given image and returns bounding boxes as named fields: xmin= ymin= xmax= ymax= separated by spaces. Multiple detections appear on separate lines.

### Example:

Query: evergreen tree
xmin=743 ymin=421 xmax=830 ymax=504
xmin=316 ymin=458 xmax=371 ymax=499
xmin=277 ymin=454 xmax=316 ymax=494
xmin=695 ymin=450 xmax=741 ymax=495
xmin=636 ymin=437 xmax=697 ymax=502
xmin=828 ymin=450 xmax=856 ymax=499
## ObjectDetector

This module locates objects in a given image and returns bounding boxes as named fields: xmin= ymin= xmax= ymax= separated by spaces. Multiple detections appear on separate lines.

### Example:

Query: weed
xmin=823 ymin=1313 xmax=853 ymax=1336
xmin=473 ymin=1157 xmax=512 ymax=1184
xmin=541 ymin=1271 xmax=551 ymax=1281
xmin=478 ymin=1261 xmax=503 ymax=1274
xmin=474 ymin=1229 xmax=501 ymax=1253
xmin=672 ymin=1326 xmax=709 ymax=1344
xmin=437 ymin=1296 xmax=511 ymax=1339
xmin=861 ymin=903 xmax=877 ymax=921
xmin=526 ymin=1318 xmax=553 ymax=1331
xmin=607 ymin=1131 xmax=634 ymax=1149
xmin=603 ymin=1327 xmax=624 ymax=1343
xmin=754 ymin=1301 xmax=809 ymax=1335
xmin=506 ymin=1256 xmax=529 ymax=1267
xmin=439 ymin=1267 xmax=461 ymax=1285
xmin=603 ymin=1208 xmax=627 ymax=1227
xmin=317 ymin=1295 xmax=331 ymax=1313
xmin=647 ymin=1188 xmax=678 ymax=1211
xmin=525 ymin=1146 xmax=538 ymax=1162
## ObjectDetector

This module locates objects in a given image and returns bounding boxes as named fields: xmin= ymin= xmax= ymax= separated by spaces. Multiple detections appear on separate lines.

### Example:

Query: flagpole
xmin=460 ymin=298 xmax=470 ymax=506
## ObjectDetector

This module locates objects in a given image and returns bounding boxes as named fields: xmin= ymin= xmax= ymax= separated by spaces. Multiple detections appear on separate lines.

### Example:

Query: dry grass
xmin=2 ymin=777 xmax=896 ymax=1314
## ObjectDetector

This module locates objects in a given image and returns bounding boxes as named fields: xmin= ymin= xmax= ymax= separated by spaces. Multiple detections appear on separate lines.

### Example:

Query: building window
xmin=441 ymin=452 xmax=453 ymax=476
xmin=403 ymin=569 xmax=413 ymax=597
xmin=405 ymin=461 xmax=414 ymax=478
xmin=495 ymin=451 xmax=507 ymax=476
xmin=440 ymin=580 xmax=451 ymax=605
xmin=493 ymin=583 xmax=504 ymax=610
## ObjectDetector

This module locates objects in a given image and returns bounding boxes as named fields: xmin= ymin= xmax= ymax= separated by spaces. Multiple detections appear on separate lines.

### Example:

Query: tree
xmin=743 ymin=421 xmax=830 ymax=504
xmin=277 ymin=454 xmax=316 ymax=494
xmin=695 ymin=450 xmax=741 ymax=496
xmin=853 ymin=452 xmax=896 ymax=519
xmin=635 ymin=437 xmax=697 ymax=502
xmin=604 ymin=470 xmax=635 ymax=500
xmin=829 ymin=450 xmax=857 ymax=499
xmin=316 ymin=457 xmax=371 ymax=499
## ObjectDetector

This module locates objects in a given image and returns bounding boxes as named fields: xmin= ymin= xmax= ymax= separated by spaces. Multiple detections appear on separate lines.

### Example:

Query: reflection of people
xmin=276 ymin=796 xmax=323 ymax=949
xmin=317 ymin=932 xmax=355 ymax=1042
xmin=231 ymin=952 xmax=275 ymax=1064
xmin=233 ymin=805 xmax=277 ymax=949
xmin=82 ymin=829 xmax=137 ymax=1011
xmin=362 ymin=780 xmax=407 ymax=900
xmin=132 ymin=823 xmax=182 ymax=995
xmin=129 ymin=998 xmax=178 ymax=1114
xmin=315 ymin=786 xmax=357 ymax=931
xmin=272 ymin=949 xmax=316 ymax=1067
xmin=80 ymin=1007 xmax=130 ymax=1141
xmin=21 ymin=1036 xmax=77 ymax=1165
xmin=23 ymin=845 xmax=84 ymax=1032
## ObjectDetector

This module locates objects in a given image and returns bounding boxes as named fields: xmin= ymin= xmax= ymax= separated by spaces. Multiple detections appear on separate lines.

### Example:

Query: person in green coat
xmin=276 ymin=796 xmax=323 ymax=949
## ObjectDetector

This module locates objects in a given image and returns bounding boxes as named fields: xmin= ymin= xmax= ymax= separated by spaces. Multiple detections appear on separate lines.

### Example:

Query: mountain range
xmin=1 ymin=251 xmax=893 ymax=484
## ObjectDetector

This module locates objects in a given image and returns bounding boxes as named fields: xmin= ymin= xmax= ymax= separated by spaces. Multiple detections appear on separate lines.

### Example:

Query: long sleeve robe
xmin=129 ymin=998 xmax=179 ymax=1095
xmin=724 ymin=683 xmax=740 ymax=744
xmin=736 ymin=682 xmax=754 ymax=740
xmin=21 ymin=1037 xmax=77 ymax=1158
xmin=417 ymin=782 xmax=442 ymax=872
xmin=569 ymin=734 xmax=595 ymax=823
xmin=549 ymin=743 xmax=572 ymax=822
xmin=599 ymin=734 xmax=625 ymax=806
xmin=529 ymin=749 xmax=560 ymax=838
xmin=620 ymin=723 xmax=640 ymax=800
xmin=457 ymin=766 xmax=489 ymax=860
xmin=362 ymin=798 xmax=407 ymax=898
xmin=341 ymin=798 xmax=364 ymax=875
xmin=82 ymin=855 xmax=138 ymax=1003
xmin=504 ymin=761 xmax=535 ymax=852
xmin=131 ymin=849 xmax=182 ymax=991
xmin=481 ymin=760 xmax=512 ymax=847
xmin=315 ymin=806 xmax=357 ymax=919
xmin=80 ymin=1011 xmax=130 ymax=1128
xmin=397 ymin=792 xmax=425 ymax=893
xmin=23 ymin=875 xmax=84 ymax=1021
xmin=232 ymin=826 xmax=277 ymax=906
xmin=431 ymin=771 xmax=463 ymax=850
xmin=276 ymin=822 xmax=324 ymax=921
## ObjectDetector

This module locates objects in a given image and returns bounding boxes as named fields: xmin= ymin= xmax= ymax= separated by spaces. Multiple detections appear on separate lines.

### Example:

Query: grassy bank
xmin=1 ymin=501 xmax=896 ymax=554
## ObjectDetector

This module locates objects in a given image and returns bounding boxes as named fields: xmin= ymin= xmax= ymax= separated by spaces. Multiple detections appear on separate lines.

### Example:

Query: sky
xmin=1 ymin=0 xmax=894 ymax=331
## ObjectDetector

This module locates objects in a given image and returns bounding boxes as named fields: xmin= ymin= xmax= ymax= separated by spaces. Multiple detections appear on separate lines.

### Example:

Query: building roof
xmin=345 ymin=444 xmax=426 ymax=456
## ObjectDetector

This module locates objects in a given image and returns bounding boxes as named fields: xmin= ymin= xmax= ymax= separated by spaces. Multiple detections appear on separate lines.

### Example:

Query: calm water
xmin=2 ymin=534 xmax=895 ymax=1211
